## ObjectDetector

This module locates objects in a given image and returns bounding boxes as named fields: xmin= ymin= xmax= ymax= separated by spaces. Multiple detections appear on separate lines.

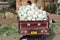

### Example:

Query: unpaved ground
xmin=47 ymin=13 xmax=60 ymax=23
xmin=44 ymin=35 xmax=60 ymax=40
xmin=0 ymin=23 xmax=60 ymax=40
xmin=0 ymin=18 xmax=17 ymax=26
xmin=0 ymin=13 xmax=60 ymax=40
xmin=53 ymin=35 xmax=60 ymax=40
xmin=0 ymin=33 xmax=20 ymax=40
xmin=0 ymin=12 xmax=60 ymax=25
xmin=0 ymin=33 xmax=60 ymax=40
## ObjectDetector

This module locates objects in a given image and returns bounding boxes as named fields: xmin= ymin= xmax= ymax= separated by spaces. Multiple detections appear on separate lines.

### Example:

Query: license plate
xmin=31 ymin=31 xmax=37 ymax=34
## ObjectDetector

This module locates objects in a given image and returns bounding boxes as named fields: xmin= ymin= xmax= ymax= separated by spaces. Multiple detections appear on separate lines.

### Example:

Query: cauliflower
xmin=17 ymin=3 xmax=47 ymax=21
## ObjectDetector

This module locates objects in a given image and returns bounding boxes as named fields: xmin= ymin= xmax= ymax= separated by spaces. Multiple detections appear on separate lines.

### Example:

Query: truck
xmin=16 ymin=0 xmax=50 ymax=40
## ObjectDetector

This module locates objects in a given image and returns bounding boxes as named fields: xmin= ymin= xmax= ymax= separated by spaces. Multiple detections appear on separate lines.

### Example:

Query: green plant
xmin=0 ymin=7 xmax=15 ymax=13
xmin=45 ymin=4 xmax=57 ymax=13
xmin=0 ymin=0 xmax=7 ymax=2
xmin=0 ymin=23 xmax=18 ymax=36
xmin=8 ymin=0 xmax=16 ymax=10
xmin=50 ymin=23 xmax=60 ymax=34
xmin=0 ymin=8 xmax=5 ymax=13
xmin=50 ymin=23 xmax=56 ymax=30
xmin=0 ymin=0 xmax=16 ymax=13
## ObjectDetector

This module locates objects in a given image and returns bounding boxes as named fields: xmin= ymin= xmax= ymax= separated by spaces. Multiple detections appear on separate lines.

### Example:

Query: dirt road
xmin=0 ymin=18 xmax=17 ymax=26
xmin=47 ymin=13 xmax=60 ymax=23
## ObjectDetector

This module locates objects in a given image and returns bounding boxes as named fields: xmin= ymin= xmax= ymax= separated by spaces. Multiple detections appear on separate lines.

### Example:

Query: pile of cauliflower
xmin=17 ymin=3 xmax=47 ymax=21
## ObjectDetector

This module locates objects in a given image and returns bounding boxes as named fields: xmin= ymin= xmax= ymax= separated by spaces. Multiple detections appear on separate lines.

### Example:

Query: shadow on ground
xmin=44 ymin=29 xmax=56 ymax=40
xmin=20 ymin=35 xmax=42 ymax=40
xmin=52 ymin=19 xmax=56 ymax=23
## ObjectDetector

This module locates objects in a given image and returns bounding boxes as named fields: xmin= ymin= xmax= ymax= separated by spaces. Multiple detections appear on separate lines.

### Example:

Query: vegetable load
xmin=17 ymin=3 xmax=47 ymax=21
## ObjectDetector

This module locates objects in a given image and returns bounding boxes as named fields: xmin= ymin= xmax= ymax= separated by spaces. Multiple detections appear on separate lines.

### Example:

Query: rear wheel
xmin=20 ymin=35 xmax=44 ymax=40
xmin=20 ymin=38 xmax=27 ymax=40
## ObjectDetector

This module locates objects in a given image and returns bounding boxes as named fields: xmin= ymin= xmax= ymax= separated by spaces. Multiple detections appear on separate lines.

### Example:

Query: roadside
xmin=47 ymin=12 xmax=60 ymax=23
xmin=0 ymin=23 xmax=60 ymax=40
xmin=0 ymin=12 xmax=60 ymax=40
xmin=0 ymin=18 xmax=17 ymax=26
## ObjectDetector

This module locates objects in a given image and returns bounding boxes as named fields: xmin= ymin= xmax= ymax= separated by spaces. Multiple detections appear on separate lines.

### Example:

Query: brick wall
xmin=16 ymin=0 xmax=44 ymax=10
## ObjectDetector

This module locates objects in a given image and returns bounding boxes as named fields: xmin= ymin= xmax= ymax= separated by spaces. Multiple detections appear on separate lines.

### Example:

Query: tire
xmin=21 ymin=38 xmax=27 ymax=40
xmin=20 ymin=35 xmax=42 ymax=40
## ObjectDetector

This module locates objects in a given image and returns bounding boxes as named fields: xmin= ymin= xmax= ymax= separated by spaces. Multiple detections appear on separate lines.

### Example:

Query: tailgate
xmin=20 ymin=21 xmax=48 ymax=29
